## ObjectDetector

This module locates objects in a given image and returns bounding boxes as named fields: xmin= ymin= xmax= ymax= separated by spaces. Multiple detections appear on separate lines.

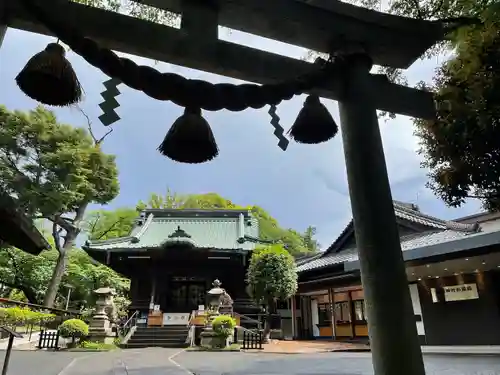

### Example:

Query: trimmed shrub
xmin=0 ymin=306 xmax=55 ymax=329
xmin=212 ymin=315 xmax=236 ymax=339
xmin=58 ymin=318 xmax=89 ymax=338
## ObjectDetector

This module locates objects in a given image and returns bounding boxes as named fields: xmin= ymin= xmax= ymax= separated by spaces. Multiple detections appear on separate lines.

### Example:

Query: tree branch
xmin=75 ymin=105 xmax=113 ymax=146
xmin=95 ymin=216 xmax=127 ymax=240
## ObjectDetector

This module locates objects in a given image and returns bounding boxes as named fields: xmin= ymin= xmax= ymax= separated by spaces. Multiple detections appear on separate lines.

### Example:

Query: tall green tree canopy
xmin=0 ymin=105 xmax=120 ymax=307
xmin=337 ymin=0 xmax=499 ymax=210
xmin=89 ymin=191 xmax=320 ymax=255
xmin=416 ymin=17 xmax=500 ymax=210
xmin=246 ymin=244 xmax=298 ymax=341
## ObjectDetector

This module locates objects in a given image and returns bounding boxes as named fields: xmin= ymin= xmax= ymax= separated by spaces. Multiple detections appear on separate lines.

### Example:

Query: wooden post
xmin=338 ymin=53 xmax=425 ymax=375
xmin=150 ymin=271 xmax=156 ymax=307
xmin=328 ymin=288 xmax=336 ymax=340
xmin=291 ymin=296 xmax=296 ymax=339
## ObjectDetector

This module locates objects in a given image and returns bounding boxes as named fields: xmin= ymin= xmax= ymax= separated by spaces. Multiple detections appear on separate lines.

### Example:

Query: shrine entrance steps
xmin=122 ymin=326 xmax=189 ymax=349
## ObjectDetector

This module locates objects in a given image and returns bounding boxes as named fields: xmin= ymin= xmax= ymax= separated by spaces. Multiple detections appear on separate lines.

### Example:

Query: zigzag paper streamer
xmin=98 ymin=78 xmax=122 ymax=126
xmin=268 ymin=104 xmax=289 ymax=151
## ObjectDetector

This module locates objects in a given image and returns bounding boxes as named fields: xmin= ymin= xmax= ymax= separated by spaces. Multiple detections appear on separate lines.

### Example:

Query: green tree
xmin=415 ymin=17 xmax=500 ymax=210
xmin=246 ymin=245 xmax=298 ymax=342
xmin=302 ymin=226 xmax=320 ymax=252
xmin=84 ymin=208 xmax=139 ymax=241
xmin=330 ymin=0 xmax=499 ymax=209
xmin=0 ymin=246 xmax=55 ymax=304
xmin=63 ymin=249 xmax=130 ymax=310
xmin=0 ymin=105 xmax=119 ymax=307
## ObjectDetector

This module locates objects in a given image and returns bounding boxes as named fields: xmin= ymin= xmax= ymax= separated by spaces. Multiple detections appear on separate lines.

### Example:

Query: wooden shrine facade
xmin=83 ymin=209 xmax=262 ymax=318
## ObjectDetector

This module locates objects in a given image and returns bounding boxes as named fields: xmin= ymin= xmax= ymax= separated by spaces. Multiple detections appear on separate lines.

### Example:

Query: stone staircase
xmin=122 ymin=326 xmax=190 ymax=348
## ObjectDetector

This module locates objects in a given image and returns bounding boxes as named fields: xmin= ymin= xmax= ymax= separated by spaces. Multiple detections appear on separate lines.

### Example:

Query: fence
xmin=37 ymin=330 xmax=60 ymax=350
xmin=242 ymin=330 xmax=263 ymax=350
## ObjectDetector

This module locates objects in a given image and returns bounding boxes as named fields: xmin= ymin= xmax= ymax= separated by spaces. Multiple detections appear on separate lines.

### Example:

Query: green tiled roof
xmin=83 ymin=209 xmax=260 ymax=252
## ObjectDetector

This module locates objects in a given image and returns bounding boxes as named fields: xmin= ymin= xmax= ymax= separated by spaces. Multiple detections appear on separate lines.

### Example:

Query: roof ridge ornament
xmin=168 ymin=226 xmax=192 ymax=238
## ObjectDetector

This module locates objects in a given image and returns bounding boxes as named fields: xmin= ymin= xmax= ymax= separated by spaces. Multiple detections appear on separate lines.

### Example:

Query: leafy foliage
xmin=0 ymin=105 xmax=118 ymax=217
xmin=63 ymin=249 xmax=130 ymax=309
xmin=246 ymin=245 xmax=298 ymax=303
xmin=0 ymin=105 xmax=120 ymax=307
xmin=0 ymin=246 xmax=55 ymax=304
xmin=246 ymin=244 xmax=297 ymax=340
xmin=77 ymin=340 xmax=117 ymax=351
xmin=212 ymin=315 xmax=236 ymax=338
xmin=415 ymin=16 xmax=500 ymax=210
xmin=0 ymin=306 xmax=55 ymax=327
xmin=0 ymin=245 xmax=129 ymax=309
xmin=84 ymin=208 xmax=138 ymax=241
xmin=59 ymin=318 xmax=89 ymax=338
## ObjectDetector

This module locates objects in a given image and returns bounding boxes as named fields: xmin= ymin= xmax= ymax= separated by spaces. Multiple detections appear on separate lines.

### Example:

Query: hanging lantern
xmin=15 ymin=43 xmax=82 ymax=107
xmin=288 ymin=95 xmax=338 ymax=144
xmin=158 ymin=107 xmax=219 ymax=164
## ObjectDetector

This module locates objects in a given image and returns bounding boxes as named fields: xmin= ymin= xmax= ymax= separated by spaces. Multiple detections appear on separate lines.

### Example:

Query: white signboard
xmin=162 ymin=313 xmax=190 ymax=325
xmin=444 ymin=283 xmax=479 ymax=302
xmin=153 ymin=304 xmax=160 ymax=312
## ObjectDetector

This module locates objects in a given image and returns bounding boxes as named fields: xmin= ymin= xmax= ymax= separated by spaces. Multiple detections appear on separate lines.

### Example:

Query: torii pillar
xmin=339 ymin=53 xmax=425 ymax=375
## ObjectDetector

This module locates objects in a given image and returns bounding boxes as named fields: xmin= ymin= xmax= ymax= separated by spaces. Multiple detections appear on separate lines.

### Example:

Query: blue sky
xmin=0 ymin=27 xmax=483 ymax=248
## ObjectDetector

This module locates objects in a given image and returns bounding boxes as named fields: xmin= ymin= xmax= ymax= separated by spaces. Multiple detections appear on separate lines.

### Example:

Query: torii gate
xmin=0 ymin=1 xmax=475 ymax=374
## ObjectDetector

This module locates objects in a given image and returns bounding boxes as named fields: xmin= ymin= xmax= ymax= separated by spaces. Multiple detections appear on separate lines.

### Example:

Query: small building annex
xmin=292 ymin=201 xmax=500 ymax=346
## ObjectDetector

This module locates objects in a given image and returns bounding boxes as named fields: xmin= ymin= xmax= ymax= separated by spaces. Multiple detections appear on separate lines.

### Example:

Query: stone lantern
xmin=88 ymin=287 xmax=116 ymax=344
xmin=206 ymin=279 xmax=224 ymax=316
xmin=200 ymin=279 xmax=227 ymax=347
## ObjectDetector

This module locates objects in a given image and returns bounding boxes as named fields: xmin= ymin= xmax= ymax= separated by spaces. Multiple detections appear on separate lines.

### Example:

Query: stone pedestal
xmin=200 ymin=327 xmax=227 ymax=348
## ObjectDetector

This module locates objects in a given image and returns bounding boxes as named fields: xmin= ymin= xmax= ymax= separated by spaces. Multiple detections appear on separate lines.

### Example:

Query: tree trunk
xmin=263 ymin=297 xmax=274 ymax=343
xmin=43 ymin=250 xmax=68 ymax=308
xmin=19 ymin=286 xmax=40 ymax=305
xmin=44 ymin=202 xmax=88 ymax=308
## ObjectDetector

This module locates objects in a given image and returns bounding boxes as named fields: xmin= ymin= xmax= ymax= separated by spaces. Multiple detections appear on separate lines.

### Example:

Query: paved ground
xmin=0 ymin=350 xmax=91 ymax=375
xmin=1 ymin=349 xmax=500 ymax=375
xmin=174 ymin=351 xmax=500 ymax=375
